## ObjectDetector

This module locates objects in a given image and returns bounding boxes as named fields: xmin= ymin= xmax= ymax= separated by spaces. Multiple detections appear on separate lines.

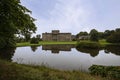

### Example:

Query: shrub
xmin=89 ymin=65 xmax=120 ymax=80
xmin=30 ymin=37 xmax=39 ymax=44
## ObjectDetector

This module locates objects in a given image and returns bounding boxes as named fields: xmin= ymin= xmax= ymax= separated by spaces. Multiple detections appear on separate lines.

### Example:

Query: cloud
xmin=21 ymin=0 xmax=120 ymax=35
xmin=36 ymin=0 xmax=92 ymax=34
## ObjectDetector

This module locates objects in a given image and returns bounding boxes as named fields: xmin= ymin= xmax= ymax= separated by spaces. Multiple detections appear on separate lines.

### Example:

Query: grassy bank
xmin=78 ymin=40 xmax=111 ymax=46
xmin=16 ymin=40 xmax=107 ymax=47
xmin=16 ymin=41 xmax=77 ymax=47
xmin=76 ymin=40 xmax=111 ymax=49
xmin=0 ymin=59 xmax=106 ymax=80
xmin=16 ymin=40 xmax=120 ymax=47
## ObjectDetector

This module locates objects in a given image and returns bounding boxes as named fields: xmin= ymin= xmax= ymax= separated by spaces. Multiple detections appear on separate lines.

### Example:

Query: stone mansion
xmin=42 ymin=30 xmax=72 ymax=41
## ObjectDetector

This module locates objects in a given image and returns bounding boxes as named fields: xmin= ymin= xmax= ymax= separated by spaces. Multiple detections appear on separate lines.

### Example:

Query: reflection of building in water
xmin=42 ymin=45 xmax=75 ymax=53
xmin=42 ymin=30 xmax=72 ymax=41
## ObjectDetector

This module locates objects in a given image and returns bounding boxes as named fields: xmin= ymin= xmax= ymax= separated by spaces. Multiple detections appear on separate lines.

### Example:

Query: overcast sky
xmin=21 ymin=0 xmax=120 ymax=35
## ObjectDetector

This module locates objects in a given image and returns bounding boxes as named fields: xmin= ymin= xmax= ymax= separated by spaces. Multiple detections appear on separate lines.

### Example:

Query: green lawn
xmin=99 ymin=39 xmax=111 ymax=45
xmin=16 ymin=40 xmax=117 ymax=47
xmin=16 ymin=41 xmax=77 ymax=47
xmin=0 ymin=59 xmax=106 ymax=80
xmin=77 ymin=39 xmax=109 ymax=44
xmin=78 ymin=39 xmax=111 ymax=45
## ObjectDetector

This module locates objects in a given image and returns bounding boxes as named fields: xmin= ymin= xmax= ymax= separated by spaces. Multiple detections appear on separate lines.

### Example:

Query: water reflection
xmin=76 ymin=47 xmax=101 ymax=57
xmin=6 ymin=44 xmax=120 ymax=71
xmin=104 ymin=45 xmax=120 ymax=56
xmin=12 ymin=45 xmax=120 ymax=72
xmin=42 ymin=44 xmax=75 ymax=53
xmin=30 ymin=46 xmax=38 ymax=52
xmin=0 ymin=48 xmax=16 ymax=61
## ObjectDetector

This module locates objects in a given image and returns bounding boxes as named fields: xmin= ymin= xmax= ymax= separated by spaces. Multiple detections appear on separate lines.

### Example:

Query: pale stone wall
xmin=42 ymin=33 xmax=52 ymax=41
xmin=42 ymin=30 xmax=72 ymax=41
xmin=58 ymin=33 xmax=71 ymax=41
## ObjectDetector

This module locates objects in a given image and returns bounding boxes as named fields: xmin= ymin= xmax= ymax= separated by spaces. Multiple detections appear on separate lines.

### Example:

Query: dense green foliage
xmin=30 ymin=37 xmax=39 ymax=44
xmin=36 ymin=34 xmax=41 ymax=41
xmin=76 ymin=28 xmax=120 ymax=43
xmin=106 ymin=28 xmax=120 ymax=43
xmin=90 ymin=29 xmax=99 ymax=42
xmin=0 ymin=0 xmax=36 ymax=48
xmin=89 ymin=65 xmax=120 ymax=80
xmin=24 ymin=32 xmax=31 ymax=42
xmin=98 ymin=32 xmax=104 ymax=39
xmin=0 ymin=48 xmax=15 ymax=60
xmin=103 ymin=30 xmax=115 ymax=39
xmin=15 ymin=36 xmax=25 ymax=43
xmin=76 ymin=31 xmax=88 ymax=38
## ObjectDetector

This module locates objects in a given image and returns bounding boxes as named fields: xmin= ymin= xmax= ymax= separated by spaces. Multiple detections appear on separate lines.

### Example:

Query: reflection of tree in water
xmin=0 ymin=48 xmax=16 ymax=61
xmin=30 ymin=46 xmax=38 ymax=52
xmin=105 ymin=45 xmax=120 ymax=56
xmin=76 ymin=47 xmax=100 ymax=57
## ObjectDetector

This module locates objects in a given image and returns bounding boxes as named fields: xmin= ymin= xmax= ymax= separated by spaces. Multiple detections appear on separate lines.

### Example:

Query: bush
xmin=89 ymin=65 xmax=120 ymax=80
xmin=30 ymin=37 xmax=39 ymax=44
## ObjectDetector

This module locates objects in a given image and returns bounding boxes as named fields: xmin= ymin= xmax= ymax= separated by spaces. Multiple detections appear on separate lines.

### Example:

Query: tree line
xmin=76 ymin=28 xmax=120 ymax=43
xmin=0 ymin=0 xmax=119 ymax=49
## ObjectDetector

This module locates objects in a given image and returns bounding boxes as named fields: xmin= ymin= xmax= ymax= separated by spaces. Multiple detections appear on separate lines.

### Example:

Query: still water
xmin=11 ymin=45 xmax=120 ymax=71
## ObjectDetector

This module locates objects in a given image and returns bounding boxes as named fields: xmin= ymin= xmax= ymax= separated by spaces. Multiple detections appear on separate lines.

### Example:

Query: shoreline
xmin=16 ymin=40 xmax=120 ymax=47
xmin=0 ymin=59 xmax=106 ymax=80
xmin=16 ymin=41 xmax=77 ymax=47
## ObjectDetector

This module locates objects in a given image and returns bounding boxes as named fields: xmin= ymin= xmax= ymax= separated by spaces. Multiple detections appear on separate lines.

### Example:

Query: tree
xmin=30 ymin=37 xmax=39 ymax=44
xmin=98 ymin=32 xmax=104 ymax=39
xmin=36 ymin=34 xmax=41 ymax=41
xmin=22 ymin=32 xmax=31 ymax=42
xmin=0 ymin=0 xmax=36 ymax=48
xmin=116 ymin=28 xmax=120 ymax=32
xmin=103 ymin=30 xmax=115 ymax=39
xmin=106 ymin=30 xmax=120 ymax=43
xmin=89 ymin=29 xmax=99 ymax=42
xmin=76 ymin=31 xmax=88 ymax=38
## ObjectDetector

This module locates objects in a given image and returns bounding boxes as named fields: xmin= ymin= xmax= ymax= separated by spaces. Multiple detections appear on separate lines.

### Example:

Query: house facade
xmin=78 ymin=35 xmax=90 ymax=40
xmin=42 ymin=30 xmax=72 ymax=41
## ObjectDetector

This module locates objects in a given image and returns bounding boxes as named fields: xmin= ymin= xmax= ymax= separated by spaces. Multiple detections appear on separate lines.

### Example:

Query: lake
xmin=2 ymin=44 xmax=120 ymax=72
